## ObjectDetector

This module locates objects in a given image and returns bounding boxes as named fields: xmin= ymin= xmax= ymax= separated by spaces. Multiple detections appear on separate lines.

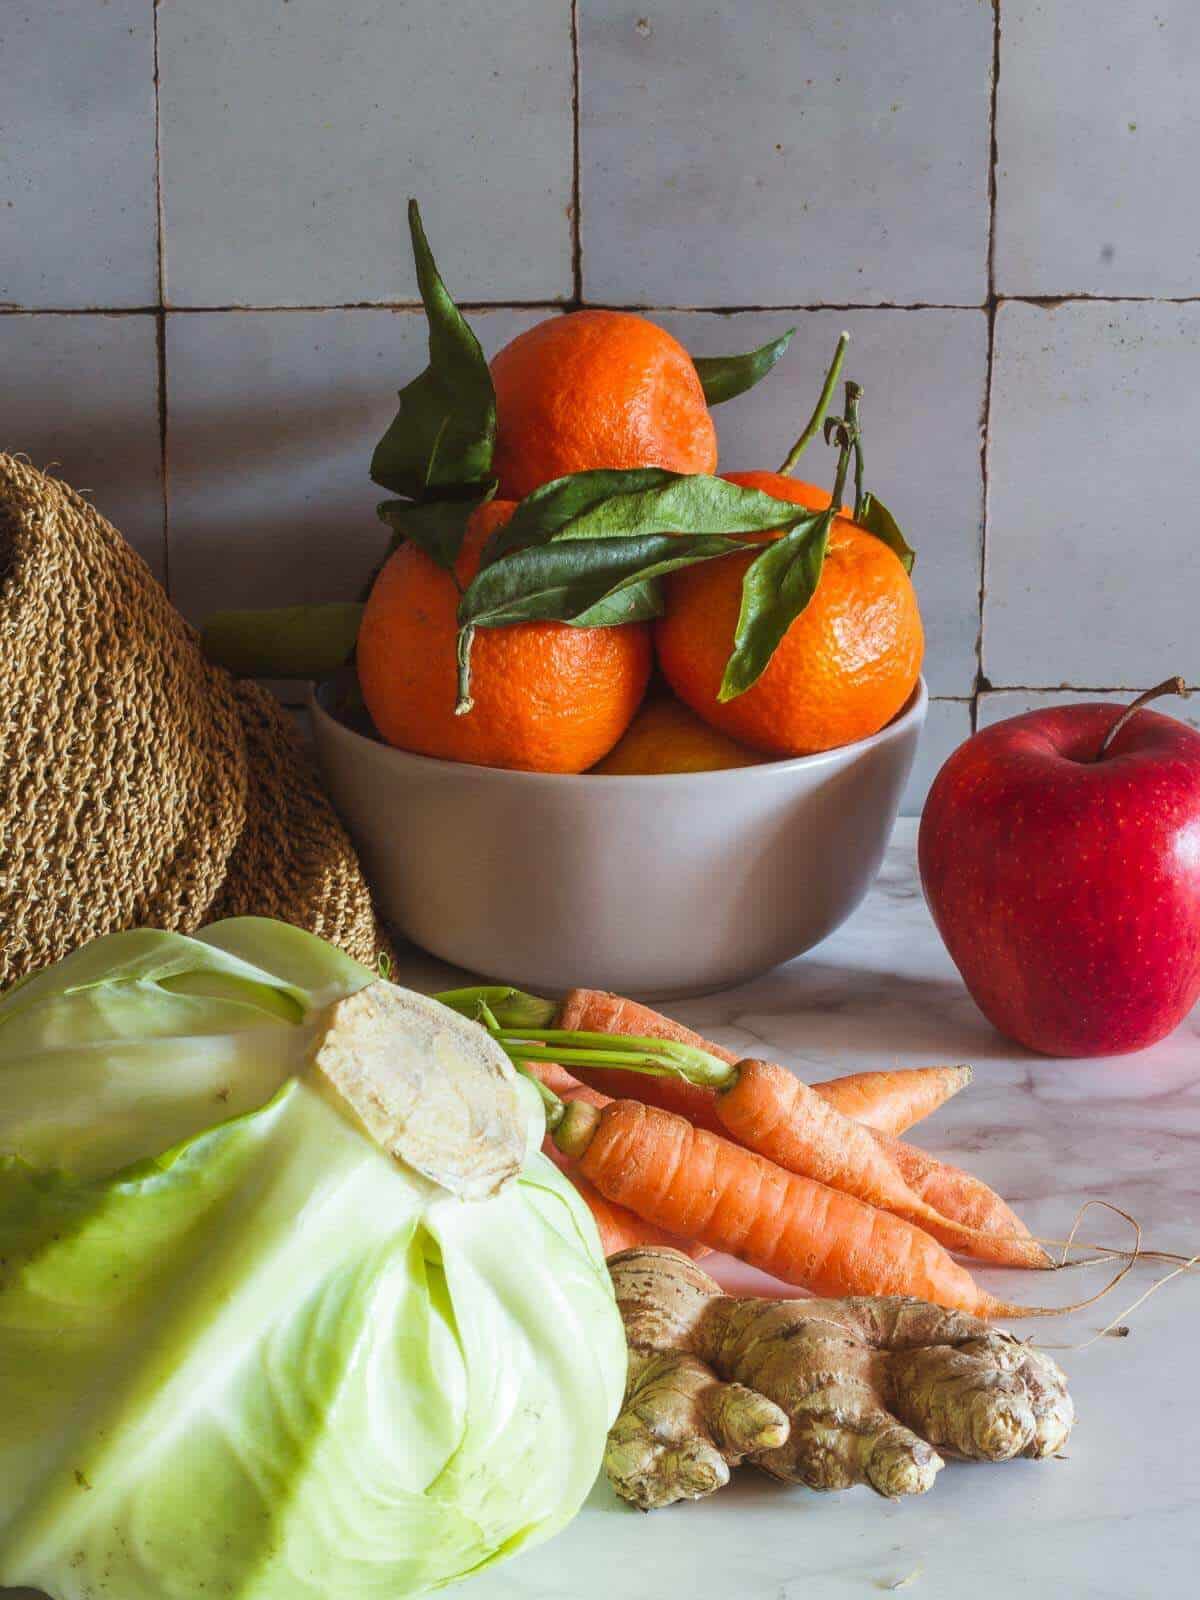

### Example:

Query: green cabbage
xmin=0 ymin=920 xmax=626 ymax=1600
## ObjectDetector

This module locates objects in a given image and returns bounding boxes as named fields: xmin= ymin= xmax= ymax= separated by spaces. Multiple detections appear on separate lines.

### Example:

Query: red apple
xmin=919 ymin=684 xmax=1200 ymax=1057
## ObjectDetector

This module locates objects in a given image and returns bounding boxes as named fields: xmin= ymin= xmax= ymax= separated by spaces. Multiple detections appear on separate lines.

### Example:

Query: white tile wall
xmin=985 ymin=301 xmax=1200 ymax=690
xmin=157 ymin=0 xmax=575 ymax=306
xmin=4 ymin=0 xmax=1198 ymax=812
xmin=579 ymin=0 xmax=993 ymax=306
xmin=995 ymin=3 xmax=1200 ymax=297
xmin=0 ymin=3 xmax=158 ymax=308
xmin=0 ymin=315 xmax=164 ymax=575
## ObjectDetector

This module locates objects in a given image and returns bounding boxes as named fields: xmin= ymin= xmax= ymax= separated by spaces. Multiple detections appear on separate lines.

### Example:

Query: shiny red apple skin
xmin=919 ymin=703 xmax=1200 ymax=1057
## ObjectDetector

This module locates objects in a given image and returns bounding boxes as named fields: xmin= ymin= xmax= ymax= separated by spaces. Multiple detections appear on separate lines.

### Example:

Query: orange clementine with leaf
xmin=655 ymin=471 xmax=924 ymax=758
xmin=490 ymin=310 xmax=718 ymax=500
xmin=358 ymin=500 xmax=651 ymax=773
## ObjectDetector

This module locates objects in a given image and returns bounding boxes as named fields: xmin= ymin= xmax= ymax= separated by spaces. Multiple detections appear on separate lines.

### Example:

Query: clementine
xmin=490 ymin=310 xmax=718 ymax=501
xmin=591 ymin=692 xmax=763 ymax=775
xmin=357 ymin=500 xmax=651 ymax=773
xmin=655 ymin=471 xmax=923 ymax=758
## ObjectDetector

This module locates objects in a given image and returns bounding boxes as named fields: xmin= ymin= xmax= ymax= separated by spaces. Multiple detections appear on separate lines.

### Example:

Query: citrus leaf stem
xmin=778 ymin=331 xmax=850 ymax=476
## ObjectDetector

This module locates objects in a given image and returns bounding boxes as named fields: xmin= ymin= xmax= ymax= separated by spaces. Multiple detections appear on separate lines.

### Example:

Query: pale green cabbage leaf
xmin=0 ymin=919 xmax=626 ymax=1600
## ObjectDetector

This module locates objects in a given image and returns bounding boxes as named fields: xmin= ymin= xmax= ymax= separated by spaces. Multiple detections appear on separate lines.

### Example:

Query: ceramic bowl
xmin=310 ymin=676 xmax=926 ymax=997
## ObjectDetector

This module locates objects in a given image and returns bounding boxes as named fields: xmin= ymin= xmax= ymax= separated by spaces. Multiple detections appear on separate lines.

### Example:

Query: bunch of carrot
xmin=451 ymin=986 xmax=1056 ymax=1320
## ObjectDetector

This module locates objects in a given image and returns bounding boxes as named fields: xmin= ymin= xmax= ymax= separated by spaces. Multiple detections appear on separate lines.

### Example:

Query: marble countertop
xmin=437 ymin=816 xmax=1198 ymax=1600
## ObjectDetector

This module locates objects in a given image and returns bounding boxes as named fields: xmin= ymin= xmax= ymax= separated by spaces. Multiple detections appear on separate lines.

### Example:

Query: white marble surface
xmin=8 ymin=819 xmax=1198 ymax=1600
xmin=397 ymin=816 xmax=1200 ymax=1600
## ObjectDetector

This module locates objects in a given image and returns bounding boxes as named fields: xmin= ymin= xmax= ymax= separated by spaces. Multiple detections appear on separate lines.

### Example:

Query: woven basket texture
xmin=0 ymin=454 xmax=390 ymax=989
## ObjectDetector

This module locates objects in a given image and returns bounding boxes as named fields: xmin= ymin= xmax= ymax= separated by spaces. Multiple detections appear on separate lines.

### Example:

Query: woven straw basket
xmin=0 ymin=454 xmax=390 ymax=989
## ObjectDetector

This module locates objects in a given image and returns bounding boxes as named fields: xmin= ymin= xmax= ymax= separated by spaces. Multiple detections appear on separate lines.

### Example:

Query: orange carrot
xmin=871 ymin=1129 xmax=1040 ymax=1249
xmin=555 ymin=989 xmax=731 ymax=1132
xmin=810 ymin=1063 xmax=972 ymax=1135
xmin=523 ymin=1055 xmax=709 ymax=1259
xmin=713 ymin=1059 xmax=1049 ymax=1269
xmin=557 ymin=1098 xmax=1015 ymax=1317
xmin=551 ymin=992 xmax=1041 ymax=1265
xmin=567 ymin=1173 xmax=695 ymax=1257
xmin=557 ymin=991 xmax=965 ymax=1138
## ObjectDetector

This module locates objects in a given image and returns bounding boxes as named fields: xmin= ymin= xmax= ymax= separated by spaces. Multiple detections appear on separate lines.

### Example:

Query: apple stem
xmin=1096 ymin=676 xmax=1190 ymax=760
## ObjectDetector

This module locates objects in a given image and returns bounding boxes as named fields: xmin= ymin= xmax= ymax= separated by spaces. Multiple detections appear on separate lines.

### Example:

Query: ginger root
xmin=606 ymin=1247 xmax=1074 ymax=1509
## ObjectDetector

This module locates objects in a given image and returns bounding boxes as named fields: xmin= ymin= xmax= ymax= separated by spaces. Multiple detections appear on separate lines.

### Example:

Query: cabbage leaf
xmin=0 ymin=921 xmax=625 ymax=1600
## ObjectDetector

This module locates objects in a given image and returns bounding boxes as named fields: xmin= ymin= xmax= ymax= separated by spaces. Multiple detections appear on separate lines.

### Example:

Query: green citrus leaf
xmin=483 ymin=469 xmax=819 ymax=566
xmin=856 ymin=492 xmax=916 ymax=573
xmin=693 ymin=328 xmax=795 ymax=406
xmin=484 ymin=469 xmax=677 ymax=562
xmin=369 ymin=200 xmax=496 ymax=500
xmin=378 ymin=487 xmax=496 ymax=572
xmin=718 ymin=508 xmax=835 ymax=701
xmin=201 ymin=604 xmax=364 ymax=680
xmin=458 ymin=534 xmax=741 ymax=631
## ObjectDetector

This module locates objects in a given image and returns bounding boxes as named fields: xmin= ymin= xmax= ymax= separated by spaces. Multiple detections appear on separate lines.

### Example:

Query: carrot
xmin=566 ymin=1172 xmax=697 ymax=1257
xmin=556 ymin=991 xmax=965 ymax=1138
xmin=550 ymin=991 xmax=1043 ymax=1266
xmin=871 ymin=1129 xmax=1040 ymax=1249
xmin=554 ymin=989 xmax=730 ymax=1133
xmin=713 ymin=1058 xmax=1049 ymax=1270
xmin=522 ymin=1054 xmax=709 ymax=1259
xmin=810 ymin=1063 xmax=972 ymax=1135
xmin=556 ymin=1098 xmax=1015 ymax=1318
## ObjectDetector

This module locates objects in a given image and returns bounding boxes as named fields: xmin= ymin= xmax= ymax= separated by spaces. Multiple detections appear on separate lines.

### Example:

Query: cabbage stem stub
xmin=308 ymin=983 xmax=526 ymax=1200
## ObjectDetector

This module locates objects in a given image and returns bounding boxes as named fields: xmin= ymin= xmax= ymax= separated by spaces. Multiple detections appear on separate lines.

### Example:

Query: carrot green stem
xmin=778 ymin=331 xmax=850 ymax=476
xmin=434 ymin=986 xmax=559 ymax=1029
xmin=500 ymin=1040 xmax=731 ymax=1084
xmin=555 ymin=1099 xmax=601 ymax=1159
xmin=517 ymin=1066 xmax=565 ymax=1130
xmin=494 ymin=1028 xmax=733 ymax=1088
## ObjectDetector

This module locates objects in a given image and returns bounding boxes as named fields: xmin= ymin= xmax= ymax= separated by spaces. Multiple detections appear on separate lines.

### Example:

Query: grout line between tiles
xmin=7 ymin=294 xmax=1200 ymax=317
xmin=569 ymin=0 xmax=583 ymax=306
xmin=151 ymin=0 xmax=169 ymax=593
xmin=973 ymin=0 xmax=1003 ymax=736
xmin=981 ymin=684 xmax=1199 ymax=695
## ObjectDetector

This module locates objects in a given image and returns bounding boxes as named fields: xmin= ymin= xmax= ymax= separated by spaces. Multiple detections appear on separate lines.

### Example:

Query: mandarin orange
xmin=591 ymin=692 xmax=763 ymax=774
xmin=357 ymin=500 xmax=651 ymax=772
xmin=655 ymin=471 xmax=923 ymax=757
xmin=490 ymin=310 xmax=718 ymax=500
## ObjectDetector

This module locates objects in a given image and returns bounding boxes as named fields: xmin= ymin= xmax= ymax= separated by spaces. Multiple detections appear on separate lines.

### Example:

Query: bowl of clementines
xmin=207 ymin=203 xmax=927 ymax=994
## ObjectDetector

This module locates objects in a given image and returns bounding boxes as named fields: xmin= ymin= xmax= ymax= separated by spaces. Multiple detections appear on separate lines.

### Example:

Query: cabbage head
xmin=0 ymin=919 xmax=626 ymax=1600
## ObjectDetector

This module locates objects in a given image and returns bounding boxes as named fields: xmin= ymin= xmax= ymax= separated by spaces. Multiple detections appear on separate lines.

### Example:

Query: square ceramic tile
xmin=166 ymin=306 xmax=552 ymax=634
xmin=158 ymin=0 xmax=573 ymax=306
xmin=996 ymin=3 xmax=1200 ymax=297
xmin=657 ymin=309 xmax=987 ymax=697
xmin=984 ymin=301 xmax=1200 ymax=690
xmin=0 ymin=314 xmax=164 ymax=576
xmin=579 ymin=0 xmax=992 ymax=306
xmin=901 ymin=698 xmax=972 ymax=816
xmin=978 ymin=689 xmax=1200 ymax=735
xmin=0 ymin=3 xmax=157 ymax=308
